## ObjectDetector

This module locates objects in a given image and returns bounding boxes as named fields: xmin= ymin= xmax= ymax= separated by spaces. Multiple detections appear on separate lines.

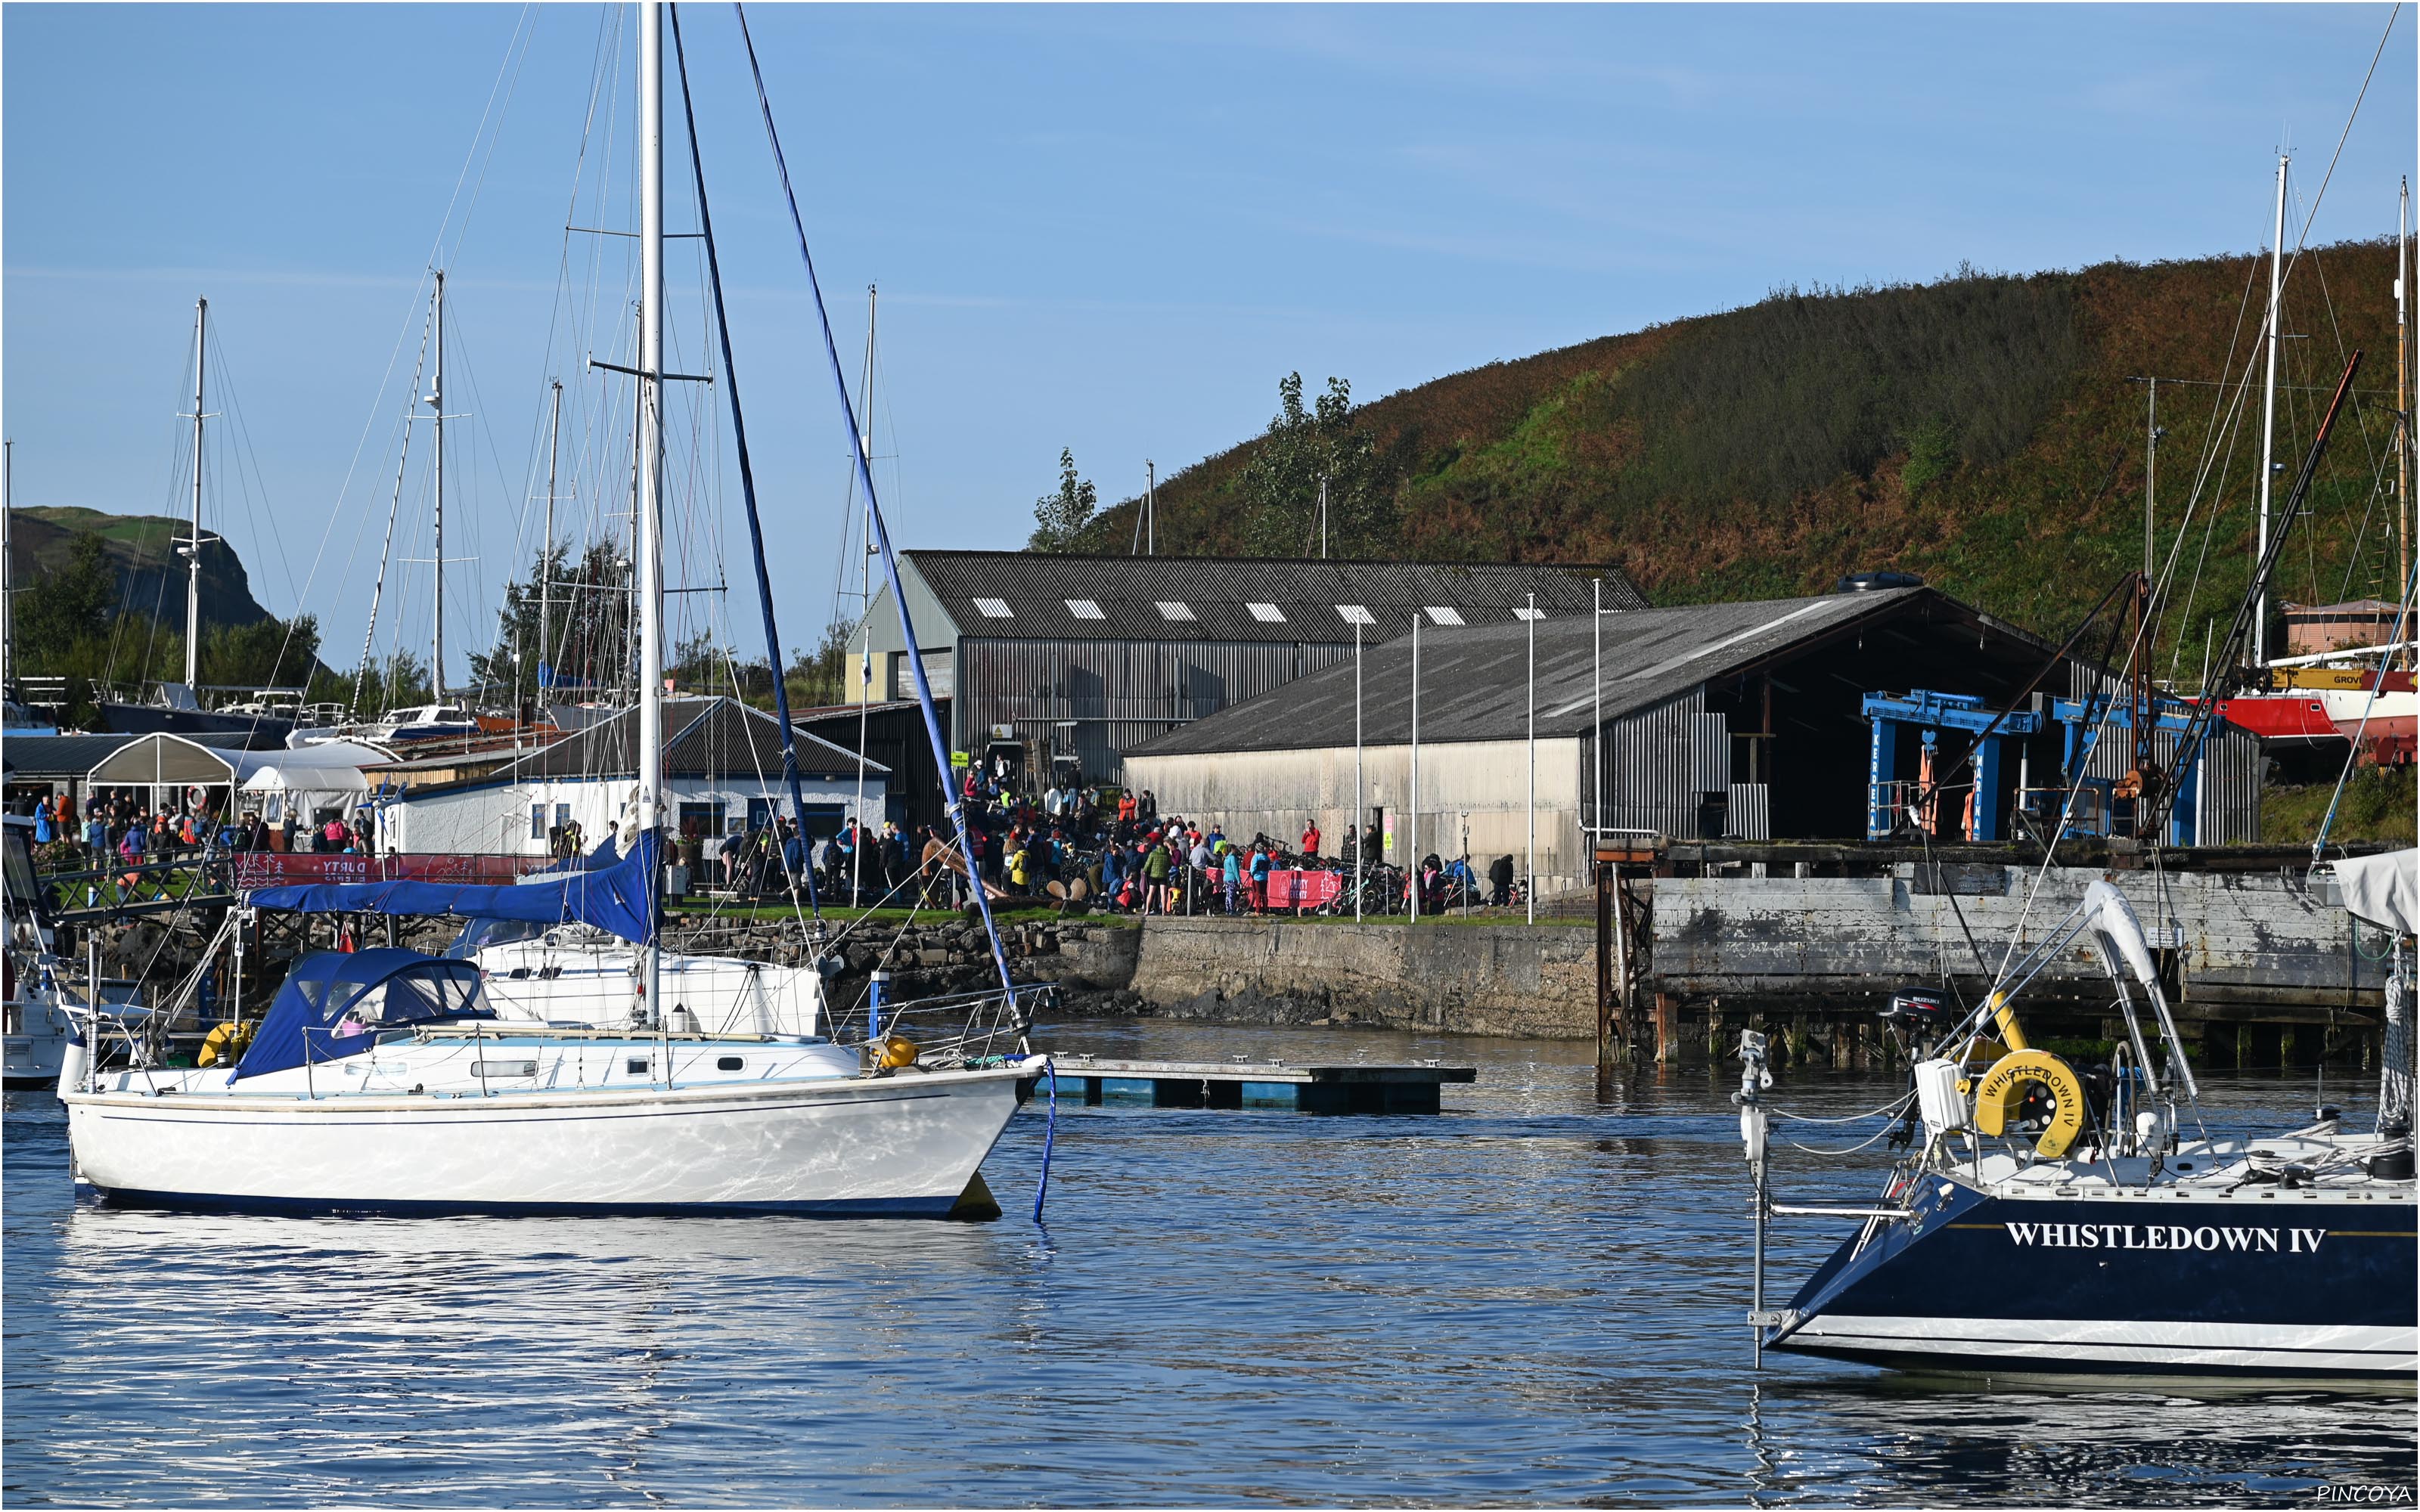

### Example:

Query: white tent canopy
xmin=85 ymin=736 xmax=389 ymax=820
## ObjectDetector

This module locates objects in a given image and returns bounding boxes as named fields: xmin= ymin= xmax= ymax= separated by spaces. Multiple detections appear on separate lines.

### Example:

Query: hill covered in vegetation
xmin=1066 ymin=243 xmax=2407 ymax=664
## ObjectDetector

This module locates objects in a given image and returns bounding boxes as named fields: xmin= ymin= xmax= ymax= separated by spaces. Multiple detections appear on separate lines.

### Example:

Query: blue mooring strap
xmin=1034 ymin=1060 xmax=1058 ymax=1223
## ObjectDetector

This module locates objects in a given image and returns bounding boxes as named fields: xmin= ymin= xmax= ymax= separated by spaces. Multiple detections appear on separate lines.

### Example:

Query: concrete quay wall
xmin=1653 ymin=866 xmax=2378 ymax=1012
xmin=1125 ymin=916 xmax=1596 ymax=1039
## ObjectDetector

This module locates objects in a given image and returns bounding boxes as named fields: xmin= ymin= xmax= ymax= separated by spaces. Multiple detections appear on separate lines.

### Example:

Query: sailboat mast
xmin=430 ymin=271 xmax=448 ymax=706
xmin=2400 ymin=175 xmax=2411 ymax=668
xmin=185 ymin=298 xmax=206 ymax=688
xmin=855 ymin=284 xmax=876 ymax=903
xmin=541 ymin=377 xmax=561 ymax=706
xmin=2255 ymin=155 xmax=2285 ymax=670
xmin=637 ymin=0 xmax=666 ymax=1015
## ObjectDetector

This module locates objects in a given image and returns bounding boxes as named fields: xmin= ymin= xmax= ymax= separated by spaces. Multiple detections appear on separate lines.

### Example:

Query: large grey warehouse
xmin=1122 ymin=584 xmax=2261 ymax=899
xmin=860 ymin=550 xmax=1647 ymax=783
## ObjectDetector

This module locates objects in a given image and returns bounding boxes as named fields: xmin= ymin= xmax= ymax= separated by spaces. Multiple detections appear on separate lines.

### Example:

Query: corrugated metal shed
xmin=884 ymin=550 xmax=1646 ymax=647
xmin=1131 ymin=587 xmax=2007 ymax=755
xmin=1 ymin=733 xmax=138 ymax=778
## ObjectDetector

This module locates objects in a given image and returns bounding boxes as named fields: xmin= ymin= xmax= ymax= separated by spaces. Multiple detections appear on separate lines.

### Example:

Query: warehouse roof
xmin=886 ymin=550 xmax=1647 ymax=646
xmin=1130 ymin=587 xmax=2061 ymax=754
xmin=1 ymin=733 xmax=138 ymax=778
xmin=506 ymin=697 xmax=886 ymax=781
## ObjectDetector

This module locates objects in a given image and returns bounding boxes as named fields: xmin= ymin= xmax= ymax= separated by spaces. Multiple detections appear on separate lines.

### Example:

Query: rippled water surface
xmin=6 ymin=1020 xmax=2413 ymax=1506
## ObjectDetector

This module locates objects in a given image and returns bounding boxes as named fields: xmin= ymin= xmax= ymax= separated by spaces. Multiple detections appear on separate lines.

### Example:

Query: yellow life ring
xmin=197 ymin=1019 xmax=256 ymax=1069
xmin=1972 ymin=1048 xmax=2086 ymax=1157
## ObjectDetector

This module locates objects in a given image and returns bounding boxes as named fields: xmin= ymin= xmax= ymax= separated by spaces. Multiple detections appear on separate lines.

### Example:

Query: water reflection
xmin=5 ymin=1028 xmax=2412 ymax=1507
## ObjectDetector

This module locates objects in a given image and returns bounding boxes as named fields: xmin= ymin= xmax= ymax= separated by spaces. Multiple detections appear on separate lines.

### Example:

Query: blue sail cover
xmin=231 ymin=949 xmax=492 ymax=1083
xmin=246 ymin=831 xmax=661 ymax=944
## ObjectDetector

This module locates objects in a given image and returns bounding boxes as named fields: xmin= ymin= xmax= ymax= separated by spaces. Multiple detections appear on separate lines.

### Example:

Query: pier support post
xmin=1655 ymin=993 xmax=1678 ymax=1064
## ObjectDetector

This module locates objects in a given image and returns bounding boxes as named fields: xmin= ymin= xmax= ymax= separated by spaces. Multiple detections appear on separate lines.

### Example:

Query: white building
xmin=379 ymin=698 xmax=887 ymax=857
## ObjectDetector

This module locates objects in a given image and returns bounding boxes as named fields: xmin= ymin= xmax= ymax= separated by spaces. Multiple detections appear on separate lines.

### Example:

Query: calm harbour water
xmin=5 ymin=1019 xmax=2413 ymax=1507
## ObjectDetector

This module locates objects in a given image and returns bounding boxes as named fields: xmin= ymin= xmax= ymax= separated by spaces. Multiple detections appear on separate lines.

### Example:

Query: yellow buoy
xmin=1972 ymin=1048 xmax=2086 ymax=1157
xmin=875 ymin=1033 xmax=920 ymax=1070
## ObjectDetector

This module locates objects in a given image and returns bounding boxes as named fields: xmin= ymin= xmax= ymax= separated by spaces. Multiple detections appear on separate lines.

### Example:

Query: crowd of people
xmin=15 ymin=790 xmax=372 ymax=868
xmin=714 ymin=770 xmax=1519 ymax=918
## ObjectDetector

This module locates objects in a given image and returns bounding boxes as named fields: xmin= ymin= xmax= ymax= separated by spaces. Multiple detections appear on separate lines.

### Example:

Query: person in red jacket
xmin=1301 ymin=821 xmax=1321 ymax=860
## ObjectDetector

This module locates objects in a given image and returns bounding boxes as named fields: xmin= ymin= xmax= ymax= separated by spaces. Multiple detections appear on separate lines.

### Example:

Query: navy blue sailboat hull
xmin=1772 ymin=1180 xmax=2417 ymax=1379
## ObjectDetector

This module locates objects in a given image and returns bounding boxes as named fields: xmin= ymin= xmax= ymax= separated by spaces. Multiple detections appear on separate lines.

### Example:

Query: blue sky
xmin=4 ymin=3 xmax=2412 ymax=686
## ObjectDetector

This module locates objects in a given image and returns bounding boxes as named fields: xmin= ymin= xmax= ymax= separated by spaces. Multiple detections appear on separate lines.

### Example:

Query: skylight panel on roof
xmin=1246 ymin=602 xmax=1286 ymax=623
xmin=1066 ymin=598 xmax=1106 ymax=621
xmin=973 ymin=597 xmax=1013 ymax=619
xmin=1156 ymin=600 xmax=1196 ymax=622
xmin=1425 ymin=606 xmax=1464 ymax=626
xmin=1512 ymin=606 xmax=1546 ymax=621
xmin=1336 ymin=604 xmax=1375 ymax=626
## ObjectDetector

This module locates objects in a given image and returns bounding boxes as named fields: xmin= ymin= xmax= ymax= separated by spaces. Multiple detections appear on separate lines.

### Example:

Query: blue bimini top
xmin=231 ymin=949 xmax=492 ymax=1083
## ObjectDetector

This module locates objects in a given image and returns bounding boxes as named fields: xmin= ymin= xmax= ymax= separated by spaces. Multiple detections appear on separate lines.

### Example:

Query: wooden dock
xmin=1043 ymin=1055 xmax=1477 ymax=1114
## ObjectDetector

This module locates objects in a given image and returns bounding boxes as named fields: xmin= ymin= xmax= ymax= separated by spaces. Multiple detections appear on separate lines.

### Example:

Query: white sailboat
xmin=60 ymin=2 xmax=1044 ymax=1216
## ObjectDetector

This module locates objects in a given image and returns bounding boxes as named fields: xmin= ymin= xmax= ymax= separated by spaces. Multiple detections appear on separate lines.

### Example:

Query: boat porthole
xmin=718 ymin=1056 xmax=743 ymax=1072
xmin=627 ymin=1057 xmax=650 ymax=1074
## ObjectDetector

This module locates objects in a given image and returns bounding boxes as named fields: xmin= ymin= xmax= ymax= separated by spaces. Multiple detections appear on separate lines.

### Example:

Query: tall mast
xmin=2255 ymin=155 xmax=2286 ymax=671
xmin=636 ymin=0 xmax=666 ymax=1015
xmin=2 ymin=439 xmax=13 ymax=694
xmin=540 ymin=377 xmax=562 ymax=705
xmin=2400 ymin=175 xmax=2411 ymax=667
xmin=854 ymin=282 xmax=876 ymax=903
xmin=185 ymin=298 xmax=207 ymax=688
xmin=430 ymin=271 xmax=448 ymax=705
xmin=1146 ymin=460 xmax=1156 ymax=555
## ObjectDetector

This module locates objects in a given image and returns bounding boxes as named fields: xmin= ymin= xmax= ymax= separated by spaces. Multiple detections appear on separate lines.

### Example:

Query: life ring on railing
xmin=1972 ymin=1048 xmax=2086 ymax=1157
xmin=197 ymin=1019 xmax=256 ymax=1069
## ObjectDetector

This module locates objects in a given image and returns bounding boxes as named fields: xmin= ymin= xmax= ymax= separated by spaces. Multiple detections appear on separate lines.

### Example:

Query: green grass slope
xmin=8 ymin=505 xmax=275 ymax=631
xmin=1084 ymin=244 xmax=2406 ymax=658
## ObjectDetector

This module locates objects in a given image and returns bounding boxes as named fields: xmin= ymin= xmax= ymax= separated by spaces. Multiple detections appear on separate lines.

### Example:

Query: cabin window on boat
xmin=717 ymin=1056 xmax=743 ymax=1071
xmin=375 ymin=971 xmax=479 ymax=1023
xmin=626 ymin=1057 xmax=650 ymax=1075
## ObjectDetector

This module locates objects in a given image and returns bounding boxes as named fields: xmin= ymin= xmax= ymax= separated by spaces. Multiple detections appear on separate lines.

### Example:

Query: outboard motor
xmin=1881 ymin=990 xmax=1955 ymax=1147
xmin=1879 ymin=989 xmax=1953 ymax=1060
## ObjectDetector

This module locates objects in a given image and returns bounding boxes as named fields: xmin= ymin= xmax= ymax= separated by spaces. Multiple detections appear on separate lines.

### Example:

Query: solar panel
xmin=1425 ymin=606 xmax=1464 ymax=625
xmin=1156 ymin=600 xmax=1196 ymax=622
xmin=973 ymin=597 xmax=1013 ymax=619
xmin=1246 ymin=602 xmax=1286 ymax=623
xmin=1066 ymin=598 xmax=1106 ymax=620
xmin=1336 ymin=604 xmax=1375 ymax=626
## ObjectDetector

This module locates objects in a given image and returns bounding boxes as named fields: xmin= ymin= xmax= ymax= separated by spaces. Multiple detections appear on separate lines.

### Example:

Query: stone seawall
xmin=1125 ymin=917 xmax=1596 ymax=1039
xmin=1652 ymin=866 xmax=2377 ymax=1011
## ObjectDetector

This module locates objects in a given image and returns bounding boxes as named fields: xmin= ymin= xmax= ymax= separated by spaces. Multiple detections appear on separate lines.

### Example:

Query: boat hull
xmin=1772 ymin=1180 xmax=2418 ymax=1380
xmin=64 ymin=1064 xmax=1033 ymax=1217
xmin=96 ymin=702 xmax=292 ymax=746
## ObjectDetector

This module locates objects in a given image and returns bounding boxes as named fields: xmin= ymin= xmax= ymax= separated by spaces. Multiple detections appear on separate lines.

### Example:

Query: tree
xmin=1237 ymin=374 xmax=1394 ymax=557
xmin=202 ymin=614 xmax=321 ymax=691
xmin=14 ymin=531 xmax=115 ymax=660
xmin=1028 ymin=448 xmax=1098 ymax=552
xmin=467 ymin=540 xmax=633 ymax=704
xmin=781 ymin=619 xmax=858 ymax=709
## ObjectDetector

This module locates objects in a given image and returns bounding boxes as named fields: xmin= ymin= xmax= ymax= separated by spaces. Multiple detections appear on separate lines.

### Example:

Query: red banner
xmin=229 ymin=853 xmax=549 ymax=889
xmin=1261 ymin=869 xmax=1343 ymax=910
